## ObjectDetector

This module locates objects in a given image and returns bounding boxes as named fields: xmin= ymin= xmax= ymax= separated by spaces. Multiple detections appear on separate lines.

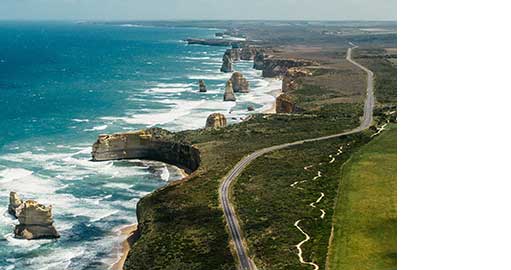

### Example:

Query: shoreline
xmin=111 ymin=165 xmax=188 ymax=270
xmin=263 ymin=87 xmax=282 ymax=114
xmin=112 ymin=224 xmax=138 ymax=270
xmin=110 ymin=36 xmax=279 ymax=270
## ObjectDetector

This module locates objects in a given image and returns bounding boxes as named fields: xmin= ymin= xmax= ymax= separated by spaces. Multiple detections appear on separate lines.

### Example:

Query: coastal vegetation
xmin=232 ymin=131 xmax=373 ymax=269
xmin=125 ymin=103 xmax=364 ymax=269
xmin=122 ymin=22 xmax=397 ymax=270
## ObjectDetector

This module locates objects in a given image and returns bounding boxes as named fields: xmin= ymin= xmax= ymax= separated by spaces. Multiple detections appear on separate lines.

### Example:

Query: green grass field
xmin=327 ymin=124 xmax=397 ymax=270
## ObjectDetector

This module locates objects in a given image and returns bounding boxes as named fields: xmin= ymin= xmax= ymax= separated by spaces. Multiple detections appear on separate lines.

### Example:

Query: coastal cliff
xmin=262 ymin=58 xmax=318 ymax=78
xmin=282 ymin=67 xmax=312 ymax=92
xmin=253 ymin=50 xmax=265 ymax=70
xmin=92 ymin=127 xmax=201 ymax=172
xmin=276 ymin=94 xmax=303 ymax=113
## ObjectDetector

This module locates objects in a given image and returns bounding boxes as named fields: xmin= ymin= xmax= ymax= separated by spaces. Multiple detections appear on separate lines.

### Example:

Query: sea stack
xmin=230 ymin=72 xmax=249 ymax=93
xmin=220 ymin=49 xmax=233 ymax=73
xmin=198 ymin=80 xmax=207 ymax=92
xmin=205 ymin=113 xmax=227 ymax=128
xmin=253 ymin=50 xmax=265 ymax=70
xmin=8 ymin=192 xmax=60 ymax=240
xmin=223 ymin=80 xmax=236 ymax=101
xmin=8 ymin=191 xmax=23 ymax=216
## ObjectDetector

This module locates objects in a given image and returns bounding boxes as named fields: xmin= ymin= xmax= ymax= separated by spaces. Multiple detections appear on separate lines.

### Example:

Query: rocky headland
xmin=282 ymin=67 xmax=313 ymax=92
xmin=253 ymin=50 xmax=266 ymax=70
xmin=240 ymin=46 xmax=258 ymax=60
xmin=92 ymin=128 xmax=201 ymax=172
xmin=262 ymin=58 xmax=318 ymax=77
xmin=8 ymin=192 xmax=60 ymax=240
xmin=275 ymin=94 xmax=304 ymax=113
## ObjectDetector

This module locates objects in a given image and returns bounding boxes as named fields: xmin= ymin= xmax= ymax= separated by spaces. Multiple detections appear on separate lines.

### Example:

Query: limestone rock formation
xmin=220 ymin=49 xmax=233 ymax=73
xmin=230 ymin=72 xmax=249 ymax=93
xmin=262 ymin=58 xmax=318 ymax=78
xmin=282 ymin=68 xmax=313 ymax=92
xmin=253 ymin=50 xmax=265 ymax=70
xmin=8 ymin=193 xmax=60 ymax=240
xmin=205 ymin=113 xmax=227 ymax=128
xmin=247 ymin=105 xmax=255 ymax=111
xmin=8 ymin=191 xmax=23 ymax=217
xmin=240 ymin=46 xmax=257 ymax=61
xmin=198 ymin=80 xmax=207 ymax=92
xmin=92 ymin=127 xmax=201 ymax=172
xmin=230 ymin=48 xmax=241 ymax=62
xmin=276 ymin=94 xmax=303 ymax=113
xmin=223 ymin=80 xmax=236 ymax=101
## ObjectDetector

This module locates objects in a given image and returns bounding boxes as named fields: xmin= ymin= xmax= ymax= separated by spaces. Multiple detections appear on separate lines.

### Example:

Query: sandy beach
xmin=264 ymin=87 xmax=282 ymax=114
xmin=111 ymin=224 xmax=138 ymax=270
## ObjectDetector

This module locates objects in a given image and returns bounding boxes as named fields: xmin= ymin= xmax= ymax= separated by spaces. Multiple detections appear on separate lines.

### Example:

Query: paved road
xmin=219 ymin=44 xmax=374 ymax=270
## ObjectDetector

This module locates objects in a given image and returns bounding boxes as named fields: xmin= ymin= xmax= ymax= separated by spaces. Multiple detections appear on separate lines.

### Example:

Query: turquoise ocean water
xmin=0 ymin=22 xmax=280 ymax=269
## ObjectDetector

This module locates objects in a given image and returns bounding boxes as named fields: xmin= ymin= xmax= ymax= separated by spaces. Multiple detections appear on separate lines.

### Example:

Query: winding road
xmin=219 ymin=44 xmax=374 ymax=270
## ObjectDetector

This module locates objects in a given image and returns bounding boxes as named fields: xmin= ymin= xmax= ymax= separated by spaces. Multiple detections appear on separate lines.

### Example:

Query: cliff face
xmin=223 ymin=80 xmax=236 ymax=101
xmin=276 ymin=94 xmax=303 ymax=113
xmin=230 ymin=48 xmax=241 ymax=62
xmin=262 ymin=58 xmax=318 ymax=78
xmin=92 ymin=127 xmax=201 ymax=172
xmin=253 ymin=50 xmax=265 ymax=70
xmin=240 ymin=46 xmax=257 ymax=60
xmin=8 ymin=191 xmax=22 ymax=216
xmin=220 ymin=50 xmax=233 ymax=73
xmin=230 ymin=72 xmax=249 ymax=93
xmin=282 ymin=67 xmax=313 ymax=93
xmin=9 ymin=193 xmax=60 ymax=240
xmin=205 ymin=113 xmax=227 ymax=128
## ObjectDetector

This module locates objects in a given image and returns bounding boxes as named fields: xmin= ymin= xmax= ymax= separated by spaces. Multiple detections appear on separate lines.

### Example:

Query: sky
xmin=0 ymin=0 xmax=396 ymax=21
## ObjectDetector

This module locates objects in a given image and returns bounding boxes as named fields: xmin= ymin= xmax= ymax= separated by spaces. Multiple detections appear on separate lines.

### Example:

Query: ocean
xmin=0 ymin=21 xmax=280 ymax=269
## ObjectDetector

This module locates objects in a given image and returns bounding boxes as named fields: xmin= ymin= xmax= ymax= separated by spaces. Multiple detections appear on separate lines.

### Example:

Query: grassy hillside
xmin=327 ymin=124 xmax=397 ymax=270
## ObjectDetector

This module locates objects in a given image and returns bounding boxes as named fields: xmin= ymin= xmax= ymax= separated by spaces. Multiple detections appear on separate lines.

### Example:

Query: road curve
xmin=219 ymin=44 xmax=374 ymax=270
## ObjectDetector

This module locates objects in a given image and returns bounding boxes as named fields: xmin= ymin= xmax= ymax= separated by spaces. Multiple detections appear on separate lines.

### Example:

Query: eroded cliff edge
xmin=92 ymin=127 xmax=200 ymax=172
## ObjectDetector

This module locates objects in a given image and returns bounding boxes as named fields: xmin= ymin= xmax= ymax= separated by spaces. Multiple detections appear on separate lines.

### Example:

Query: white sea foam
xmin=29 ymin=247 xmax=86 ymax=270
xmin=4 ymin=233 xmax=53 ymax=250
xmin=103 ymin=182 xmax=134 ymax=190
xmin=181 ymin=56 xmax=212 ymax=60
xmin=71 ymin=118 xmax=89 ymax=123
xmin=84 ymin=125 xmax=108 ymax=131
xmin=155 ymin=83 xmax=194 ymax=88
xmin=144 ymin=87 xmax=192 ymax=94
xmin=187 ymin=73 xmax=232 ymax=80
